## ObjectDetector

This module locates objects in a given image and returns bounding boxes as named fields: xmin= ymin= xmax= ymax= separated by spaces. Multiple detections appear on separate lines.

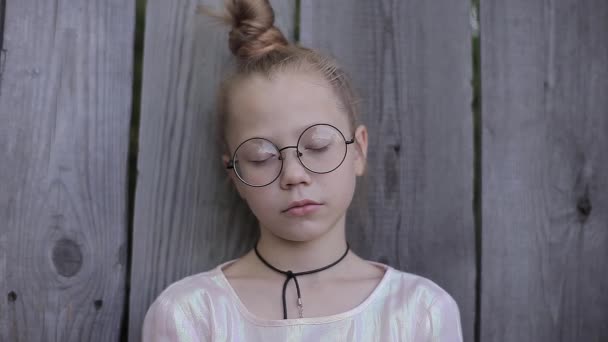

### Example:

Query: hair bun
xmin=225 ymin=0 xmax=289 ymax=59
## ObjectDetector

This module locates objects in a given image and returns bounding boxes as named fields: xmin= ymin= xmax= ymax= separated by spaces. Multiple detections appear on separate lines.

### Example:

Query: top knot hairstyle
xmin=225 ymin=0 xmax=288 ymax=58
xmin=198 ymin=0 xmax=362 ymax=152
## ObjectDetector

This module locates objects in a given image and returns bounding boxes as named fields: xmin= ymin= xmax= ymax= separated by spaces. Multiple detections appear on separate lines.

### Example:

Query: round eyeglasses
xmin=226 ymin=123 xmax=355 ymax=187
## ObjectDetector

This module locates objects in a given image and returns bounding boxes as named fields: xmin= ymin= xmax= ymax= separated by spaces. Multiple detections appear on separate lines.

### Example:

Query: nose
xmin=278 ymin=146 xmax=311 ymax=188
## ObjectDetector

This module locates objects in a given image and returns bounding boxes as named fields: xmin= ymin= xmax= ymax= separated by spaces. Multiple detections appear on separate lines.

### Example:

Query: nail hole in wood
xmin=577 ymin=196 xmax=592 ymax=220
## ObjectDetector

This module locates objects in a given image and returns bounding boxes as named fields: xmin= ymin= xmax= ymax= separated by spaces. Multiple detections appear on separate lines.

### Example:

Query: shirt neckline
xmin=214 ymin=258 xmax=394 ymax=326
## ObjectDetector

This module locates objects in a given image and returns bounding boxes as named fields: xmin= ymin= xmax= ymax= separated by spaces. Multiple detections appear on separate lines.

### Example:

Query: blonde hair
xmin=198 ymin=0 xmax=362 ymax=153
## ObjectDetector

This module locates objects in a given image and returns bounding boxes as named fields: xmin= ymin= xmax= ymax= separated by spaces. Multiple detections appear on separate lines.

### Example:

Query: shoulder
xmin=142 ymin=262 xmax=232 ymax=340
xmin=388 ymin=268 xmax=463 ymax=340
xmin=150 ymin=265 xmax=223 ymax=308
xmin=388 ymin=268 xmax=459 ymax=309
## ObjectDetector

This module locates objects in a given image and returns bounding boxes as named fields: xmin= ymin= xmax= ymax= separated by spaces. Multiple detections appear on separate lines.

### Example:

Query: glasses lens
xmin=234 ymin=138 xmax=282 ymax=186
xmin=298 ymin=125 xmax=347 ymax=173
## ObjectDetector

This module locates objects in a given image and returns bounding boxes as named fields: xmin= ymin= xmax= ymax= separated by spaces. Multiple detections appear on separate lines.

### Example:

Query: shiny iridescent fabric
xmin=142 ymin=259 xmax=463 ymax=341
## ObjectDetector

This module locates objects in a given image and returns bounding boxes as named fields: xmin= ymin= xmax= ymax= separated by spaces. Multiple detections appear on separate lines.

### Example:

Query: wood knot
xmin=94 ymin=299 xmax=103 ymax=310
xmin=52 ymin=238 xmax=83 ymax=277
xmin=8 ymin=291 xmax=17 ymax=302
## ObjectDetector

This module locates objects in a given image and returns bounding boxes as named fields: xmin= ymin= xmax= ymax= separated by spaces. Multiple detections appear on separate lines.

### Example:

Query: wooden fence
xmin=0 ymin=0 xmax=133 ymax=341
xmin=0 ymin=0 xmax=606 ymax=341
xmin=480 ymin=1 xmax=608 ymax=341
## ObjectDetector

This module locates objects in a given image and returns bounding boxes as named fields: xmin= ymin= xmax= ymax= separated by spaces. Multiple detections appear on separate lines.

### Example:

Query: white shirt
xmin=142 ymin=259 xmax=463 ymax=341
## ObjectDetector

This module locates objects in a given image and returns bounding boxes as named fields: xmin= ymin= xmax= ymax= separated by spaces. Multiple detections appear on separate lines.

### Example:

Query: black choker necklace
xmin=253 ymin=241 xmax=350 ymax=319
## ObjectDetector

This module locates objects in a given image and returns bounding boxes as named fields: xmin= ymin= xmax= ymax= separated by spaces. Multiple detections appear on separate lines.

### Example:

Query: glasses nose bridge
xmin=278 ymin=145 xmax=302 ymax=160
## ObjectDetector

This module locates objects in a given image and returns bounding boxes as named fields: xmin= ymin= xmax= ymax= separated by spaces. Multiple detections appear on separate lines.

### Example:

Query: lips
xmin=283 ymin=199 xmax=321 ymax=212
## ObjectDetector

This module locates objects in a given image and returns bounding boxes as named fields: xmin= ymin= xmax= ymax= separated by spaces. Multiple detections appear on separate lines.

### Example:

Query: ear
xmin=222 ymin=154 xmax=232 ymax=170
xmin=353 ymin=125 xmax=368 ymax=176
xmin=222 ymin=154 xmax=246 ymax=199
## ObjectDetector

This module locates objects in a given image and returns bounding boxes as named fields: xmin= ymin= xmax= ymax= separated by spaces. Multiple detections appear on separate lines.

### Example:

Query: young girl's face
xmin=222 ymin=70 xmax=368 ymax=242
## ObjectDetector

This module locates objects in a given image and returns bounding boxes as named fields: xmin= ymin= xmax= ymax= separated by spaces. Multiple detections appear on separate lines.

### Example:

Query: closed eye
xmin=304 ymin=146 xmax=329 ymax=152
xmin=248 ymin=154 xmax=278 ymax=163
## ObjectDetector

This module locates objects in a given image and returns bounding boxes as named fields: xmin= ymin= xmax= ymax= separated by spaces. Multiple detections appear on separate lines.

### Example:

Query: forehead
xmin=226 ymin=71 xmax=350 ymax=147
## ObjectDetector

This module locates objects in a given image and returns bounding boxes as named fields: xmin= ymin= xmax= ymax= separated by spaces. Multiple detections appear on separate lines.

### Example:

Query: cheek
xmin=239 ymin=187 xmax=278 ymax=217
xmin=319 ymin=154 xmax=358 ymax=198
xmin=338 ymin=152 xmax=359 ymax=179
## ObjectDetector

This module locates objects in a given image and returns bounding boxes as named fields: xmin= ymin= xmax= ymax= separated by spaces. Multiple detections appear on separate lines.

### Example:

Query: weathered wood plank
xmin=0 ymin=1 xmax=134 ymax=341
xmin=300 ymin=1 xmax=476 ymax=341
xmin=481 ymin=0 xmax=608 ymax=340
xmin=128 ymin=0 xmax=294 ymax=340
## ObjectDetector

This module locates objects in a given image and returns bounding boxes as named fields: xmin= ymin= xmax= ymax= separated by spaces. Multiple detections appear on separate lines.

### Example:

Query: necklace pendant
xmin=297 ymin=298 xmax=303 ymax=318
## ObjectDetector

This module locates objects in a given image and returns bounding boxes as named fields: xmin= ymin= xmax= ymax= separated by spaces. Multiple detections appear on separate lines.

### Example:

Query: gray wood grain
xmin=481 ymin=0 xmax=608 ymax=341
xmin=0 ymin=0 xmax=134 ymax=341
xmin=128 ymin=0 xmax=294 ymax=340
xmin=300 ymin=1 xmax=476 ymax=341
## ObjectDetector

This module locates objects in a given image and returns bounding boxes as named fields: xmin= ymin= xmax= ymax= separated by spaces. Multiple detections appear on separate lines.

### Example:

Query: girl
xmin=142 ymin=0 xmax=463 ymax=340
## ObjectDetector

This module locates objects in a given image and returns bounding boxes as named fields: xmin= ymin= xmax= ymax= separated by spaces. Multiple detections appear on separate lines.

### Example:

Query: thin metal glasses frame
xmin=226 ymin=123 xmax=355 ymax=187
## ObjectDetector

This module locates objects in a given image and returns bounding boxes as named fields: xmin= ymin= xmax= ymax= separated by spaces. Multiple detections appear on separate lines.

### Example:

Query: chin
xmin=267 ymin=221 xmax=332 ymax=242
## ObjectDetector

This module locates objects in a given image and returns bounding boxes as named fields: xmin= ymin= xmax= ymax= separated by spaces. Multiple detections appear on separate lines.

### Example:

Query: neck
xmin=254 ymin=216 xmax=351 ymax=275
